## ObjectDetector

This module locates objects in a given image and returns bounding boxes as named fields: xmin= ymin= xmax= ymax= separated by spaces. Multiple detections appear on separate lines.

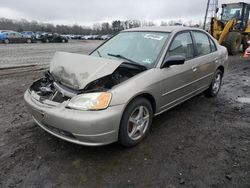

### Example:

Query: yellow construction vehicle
xmin=210 ymin=2 xmax=250 ymax=55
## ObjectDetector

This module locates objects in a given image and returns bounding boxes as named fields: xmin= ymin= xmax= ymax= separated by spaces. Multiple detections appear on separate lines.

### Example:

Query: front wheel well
xmin=126 ymin=93 xmax=156 ymax=115
xmin=217 ymin=66 xmax=224 ymax=76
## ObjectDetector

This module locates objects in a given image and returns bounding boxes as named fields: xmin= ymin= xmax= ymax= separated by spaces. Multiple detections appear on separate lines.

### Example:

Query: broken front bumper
xmin=24 ymin=90 xmax=124 ymax=146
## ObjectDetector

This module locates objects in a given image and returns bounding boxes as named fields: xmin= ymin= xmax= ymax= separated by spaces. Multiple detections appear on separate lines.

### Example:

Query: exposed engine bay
xmin=29 ymin=63 xmax=145 ymax=103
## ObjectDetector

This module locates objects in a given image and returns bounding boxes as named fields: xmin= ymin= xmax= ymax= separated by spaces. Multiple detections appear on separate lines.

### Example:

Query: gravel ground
xmin=0 ymin=42 xmax=249 ymax=188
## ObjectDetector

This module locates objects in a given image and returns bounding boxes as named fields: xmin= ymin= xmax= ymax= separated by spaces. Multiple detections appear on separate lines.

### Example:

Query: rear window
xmin=193 ymin=32 xmax=211 ymax=56
xmin=209 ymin=38 xmax=217 ymax=52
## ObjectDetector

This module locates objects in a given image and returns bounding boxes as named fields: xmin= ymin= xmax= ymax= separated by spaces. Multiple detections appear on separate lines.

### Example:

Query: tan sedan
xmin=24 ymin=26 xmax=228 ymax=147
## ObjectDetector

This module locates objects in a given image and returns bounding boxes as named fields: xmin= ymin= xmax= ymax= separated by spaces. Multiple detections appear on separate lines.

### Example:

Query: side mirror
xmin=162 ymin=55 xmax=185 ymax=68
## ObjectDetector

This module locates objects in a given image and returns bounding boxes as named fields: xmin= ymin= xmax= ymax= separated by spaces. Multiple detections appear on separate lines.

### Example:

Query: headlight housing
xmin=67 ymin=92 xmax=112 ymax=111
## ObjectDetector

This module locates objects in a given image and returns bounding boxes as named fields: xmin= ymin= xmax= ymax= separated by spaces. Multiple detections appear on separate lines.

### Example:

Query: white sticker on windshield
xmin=144 ymin=34 xmax=164 ymax=41
xmin=142 ymin=59 xmax=152 ymax=64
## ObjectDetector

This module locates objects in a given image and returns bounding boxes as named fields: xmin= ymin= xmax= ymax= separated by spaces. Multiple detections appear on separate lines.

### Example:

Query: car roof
xmin=0 ymin=30 xmax=13 ymax=33
xmin=5 ymin=31 xmax=19 ymax=34
xmin=122 ymin=26 xmax=204 ymax=33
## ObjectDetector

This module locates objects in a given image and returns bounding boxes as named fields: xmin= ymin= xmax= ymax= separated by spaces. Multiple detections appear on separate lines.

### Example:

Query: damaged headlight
xmin=67 ymin=92 xmax=112 ymax=110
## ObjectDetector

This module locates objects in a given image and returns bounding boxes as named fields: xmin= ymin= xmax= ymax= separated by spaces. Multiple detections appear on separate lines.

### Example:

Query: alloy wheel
xmin=212 ymin=73 xmax=221 ymax=94
xmin=127 ymin=106 xmax=150 ymax=141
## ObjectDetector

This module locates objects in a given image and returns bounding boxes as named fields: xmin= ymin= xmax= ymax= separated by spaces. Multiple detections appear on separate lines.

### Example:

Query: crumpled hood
xmin=50 ymin=52 xmax=122 ymax=90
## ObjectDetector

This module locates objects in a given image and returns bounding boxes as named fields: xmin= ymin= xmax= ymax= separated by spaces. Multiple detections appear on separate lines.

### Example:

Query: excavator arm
xmin=210 ymin=18 xmax=235 ymax=44
xmin=218 ymin=20 xmax=235 ymax=44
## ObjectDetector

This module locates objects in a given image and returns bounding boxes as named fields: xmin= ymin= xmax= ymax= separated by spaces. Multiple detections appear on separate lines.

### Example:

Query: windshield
xmin=221 ymin=4 xmax=243 ymax=21
xmin=91 ymin=31 xmax=169 ymax=68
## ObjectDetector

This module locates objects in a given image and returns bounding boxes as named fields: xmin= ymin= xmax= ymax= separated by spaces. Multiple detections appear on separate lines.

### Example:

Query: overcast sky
xmin=0 ymin=0 xmax=249 ymax=26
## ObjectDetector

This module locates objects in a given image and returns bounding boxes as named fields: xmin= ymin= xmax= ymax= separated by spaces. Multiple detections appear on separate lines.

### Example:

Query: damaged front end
xmin=24 ymin=51 xmax=148 ymax=146
xmin=29 ymin=53 xmax=146 ymax=104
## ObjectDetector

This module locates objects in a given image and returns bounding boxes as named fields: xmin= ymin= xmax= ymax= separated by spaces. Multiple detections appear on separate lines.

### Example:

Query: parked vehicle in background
xmin=25 ymin=26 xmax=228 ymax=147
xmin=0 ymin=32 xmax=7 ymax=42
xmin=100 ymin=35 xmax=113 ymax=40
xmin=63 ymin=35 xmax=72 ymax=40
xmin=20 ymin=31 xmax=35 ymax=39
xmin=208 ymin=2 xmax=250 ymax=55
xmin=82 ymin=35 xmax=93 ymax=40
xmin=41 ymin=33 xmax=68 ymax=43
xmin=91 ymin=35 xmax=99 ymax=40
xmin=0 ymin=30 xmax=13 ymax=33
xmin=35 ymin=31 xmax=47 ymax=40
xmin=0 ymin=31 xmax=35 ymax=44
xmin=71 ymin=35 xmax=81 ymax=39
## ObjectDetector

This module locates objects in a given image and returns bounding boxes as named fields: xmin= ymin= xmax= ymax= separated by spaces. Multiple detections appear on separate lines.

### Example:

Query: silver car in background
xmin=24 ymin=26 xmax=228 ymax=147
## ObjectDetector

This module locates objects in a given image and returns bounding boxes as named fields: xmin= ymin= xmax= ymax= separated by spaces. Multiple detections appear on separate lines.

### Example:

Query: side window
xmin=167 ymin=32 xmax=194 ymax=60
xmin=193 ymin=32 xmax=211 ymax=56
xmin=209 ymin=37 xmax=217 ymax=52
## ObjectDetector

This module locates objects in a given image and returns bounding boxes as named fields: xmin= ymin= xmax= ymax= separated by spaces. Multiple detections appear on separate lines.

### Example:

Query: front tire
xmin=4 ymin=39 xmax=9 ymax=44
xmin=204 ymin=69 xmax=222 ymax=97
xmin=119 ymin=97 xmax=153 ymax=147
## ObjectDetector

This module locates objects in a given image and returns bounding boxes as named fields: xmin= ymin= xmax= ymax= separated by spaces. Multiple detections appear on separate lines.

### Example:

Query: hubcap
xmin=127 ymin=106 xmax=150 ymax=140
xmin=212 ymin=73 xmax=221 ymax=93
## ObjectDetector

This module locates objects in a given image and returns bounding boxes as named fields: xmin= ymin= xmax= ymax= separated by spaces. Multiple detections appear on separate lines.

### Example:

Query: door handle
xmin=192 ymin=66 xmax=197 ymax=72
xmin=214 ymin=58 xmax=219 ymax=63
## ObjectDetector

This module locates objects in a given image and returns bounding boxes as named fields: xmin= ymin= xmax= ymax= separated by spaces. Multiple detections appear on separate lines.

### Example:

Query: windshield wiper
xmin=107 ymin=53 xmax=147 ymax=70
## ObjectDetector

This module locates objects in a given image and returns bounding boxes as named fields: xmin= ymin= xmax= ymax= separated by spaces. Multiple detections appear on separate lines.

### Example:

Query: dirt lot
xmin=0 ymin=41 xmax=249 ymax=188
xmin=0 ymin=40 xmax=103 ymax=68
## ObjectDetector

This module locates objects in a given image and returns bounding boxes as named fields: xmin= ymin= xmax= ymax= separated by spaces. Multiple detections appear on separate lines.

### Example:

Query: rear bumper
xmin=24 ymin=90 xmax=124 ymax=146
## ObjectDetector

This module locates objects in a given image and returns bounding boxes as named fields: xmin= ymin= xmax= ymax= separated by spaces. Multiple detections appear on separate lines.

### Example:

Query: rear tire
xmin=119 ymin=97 xmax=153 ymax=147
xmin=223 ymin=32 xmax=241 ymax=55
xmin=204 ymin=69 xmax=222 ymax=97
xmin=242 ymin=36 xmax=249 ymax=52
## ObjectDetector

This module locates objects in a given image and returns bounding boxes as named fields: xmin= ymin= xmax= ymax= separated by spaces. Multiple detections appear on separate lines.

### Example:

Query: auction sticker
xmin=144 ymin=34 xmax=164 ymax=40
xmin=142 ymin=59 xmax=152 ymax=64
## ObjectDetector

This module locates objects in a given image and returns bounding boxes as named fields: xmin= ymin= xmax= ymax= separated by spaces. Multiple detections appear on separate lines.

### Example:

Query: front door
xmin=157 ymin=31 xmax=200 ymax=112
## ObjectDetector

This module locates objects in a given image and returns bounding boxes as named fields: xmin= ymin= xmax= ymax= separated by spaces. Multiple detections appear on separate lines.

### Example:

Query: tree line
xmin=0 ymin=17 xmax=202 ymax=35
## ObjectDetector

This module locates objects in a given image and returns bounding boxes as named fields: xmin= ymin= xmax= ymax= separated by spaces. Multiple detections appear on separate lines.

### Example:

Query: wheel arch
xmin=217 ymin=65 xmax=224 ymax=76
xmin=123 ymin=92 xmax=157 ymax=115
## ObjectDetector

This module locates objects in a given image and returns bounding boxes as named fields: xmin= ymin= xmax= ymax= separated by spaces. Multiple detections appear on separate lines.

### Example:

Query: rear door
xmin=191 ymin=31 xmax=219 ymax=89
xmin=16 ymin=33 xmax=26 ymax=43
